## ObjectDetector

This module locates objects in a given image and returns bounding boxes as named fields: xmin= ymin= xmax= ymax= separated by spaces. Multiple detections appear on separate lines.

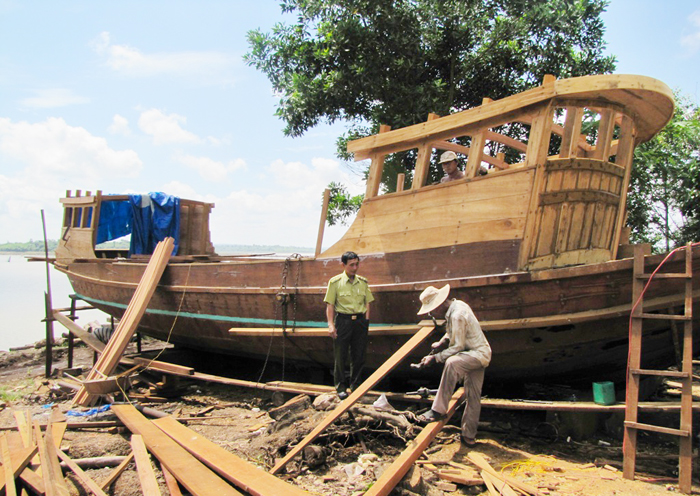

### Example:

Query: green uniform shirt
xmin=324 ymin=272 xmax=375 ymax=314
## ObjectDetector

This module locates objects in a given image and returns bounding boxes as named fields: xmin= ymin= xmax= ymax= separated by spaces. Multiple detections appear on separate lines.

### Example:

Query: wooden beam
xmin=364 ymin=388 xmax=465 ymax=496
xmin=364 ymin=124 xmax=391 ymax=198
xmin=99 ymin=453 xmax=134 ymax=491
xmin=33 ymin=422 xmax=70 ymax=496
xmin=111 ymin=404 xmax=240 ymax=496
xmin=315 ymin=188 xmax=331 ymax=258
xmin=271 ymin=322 xmax=437 ymax=474
xmin=411 ymin=114 xmax=441 ymax=190
xmin=133 ymin=357 xmax=195 ymax=375
xmin=56 ymin=450 xmax=109 ymax=496
xmin=153 ymin=417 xmax=308 ymax=496
xmin=131 ymin=434 xmax=161 ymax=496
xmin=162 ymin=466 xmax=183 ymax=496
xmin=1 ymin=434 xmax=18 ymax=496
xmin=74 ymin=237 xmax=174 ymax=406
xmin=53 ymin=311 xmax=106 ymax=353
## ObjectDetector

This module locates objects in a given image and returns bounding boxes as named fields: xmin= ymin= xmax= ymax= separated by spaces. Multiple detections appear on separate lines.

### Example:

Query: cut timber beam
xmin=271 ymin=322 xmax=438 ymax=475
xmin=153 ymin=416 xmax=309 ymax=496
xmin=56 ymin=449 xmax=109 ymax=496
xmin=53 ymin=311 xmax=106 ymax=353
xmin=364 ymin=388 xmax=465 ymax=496
xmin=111 ymin=404 xmax=240 ymax=496
xmin=74 ymin=237 xmax=174 ymax=406
xmin=131 ymin=434 xmax=161 ymax=496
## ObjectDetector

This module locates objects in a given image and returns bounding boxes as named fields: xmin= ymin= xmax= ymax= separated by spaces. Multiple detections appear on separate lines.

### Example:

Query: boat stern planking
xmin=53 ymin=74 xmax=698 ymax=383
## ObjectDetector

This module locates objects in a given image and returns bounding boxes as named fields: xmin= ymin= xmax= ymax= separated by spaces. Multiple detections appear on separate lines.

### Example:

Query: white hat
xmin=417 ymin=284 xmax=451 ymax=315
xmin=439 ymin=151 xmax=458 ymax=164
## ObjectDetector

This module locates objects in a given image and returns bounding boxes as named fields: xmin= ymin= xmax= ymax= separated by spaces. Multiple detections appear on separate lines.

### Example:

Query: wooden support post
xmin=315 ymin=188 xmax=331 ymax=258
xmin=411 ymin=114 xmax=440 ymax=190
xmin=396 ymin=173 xmax=405 ymax=192
xmin=271 ymin=322 xmax=437 ymax=474
xmin=364 ymin=124 xmax=391 ymax=199
xmin=40 ymin=209 xmax=56 ymax=378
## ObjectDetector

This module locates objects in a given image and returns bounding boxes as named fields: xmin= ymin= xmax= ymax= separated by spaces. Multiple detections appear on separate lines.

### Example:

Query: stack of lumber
xmin=73 ymin=238 xmax=174 ymax=406
xmin=2 ymin=408 xmax=118 ymax=496
xmin=111 ymin=403 xmax=310 ymax=495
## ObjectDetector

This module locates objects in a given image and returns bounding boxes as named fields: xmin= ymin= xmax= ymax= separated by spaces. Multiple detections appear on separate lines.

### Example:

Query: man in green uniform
xmin=324 ymin=251 xmax=374 ymax=399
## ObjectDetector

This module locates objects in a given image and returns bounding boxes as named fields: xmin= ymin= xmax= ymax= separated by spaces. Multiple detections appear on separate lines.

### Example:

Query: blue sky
xmin=1 ymin=1 xmax=698 ymax=249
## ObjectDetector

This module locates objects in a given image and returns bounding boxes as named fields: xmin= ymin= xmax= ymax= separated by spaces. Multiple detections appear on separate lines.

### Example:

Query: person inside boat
xmin=324 ymin=251 xmax=374 ymax=400
xmin=415 ymin=284 xmax=491 ymax=446
xmin=439 ymin=151 xmax=465 ymax=183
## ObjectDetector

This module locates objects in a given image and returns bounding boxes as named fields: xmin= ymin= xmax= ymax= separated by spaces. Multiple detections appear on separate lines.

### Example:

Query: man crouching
xmin=415 ymin=284 xmax=491 ymax=445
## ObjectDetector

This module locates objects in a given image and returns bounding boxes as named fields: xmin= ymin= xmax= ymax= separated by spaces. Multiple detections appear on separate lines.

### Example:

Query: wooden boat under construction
xmin=54 ymin=74 xmax=699 ymax=384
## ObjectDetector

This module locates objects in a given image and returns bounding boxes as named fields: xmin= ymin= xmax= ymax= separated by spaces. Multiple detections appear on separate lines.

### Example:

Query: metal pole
xmin=41 ymin=209 xmax=55 ymax=377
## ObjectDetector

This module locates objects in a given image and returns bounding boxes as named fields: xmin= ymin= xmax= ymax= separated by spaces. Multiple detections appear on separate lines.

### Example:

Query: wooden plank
xmin=111 ymin=404 xmax=240 ymax=496
xmin=679 ymin=244 xmax=693 ymax=494
xmin=481 ymin=470 xmax=501 ymax=496
xmin=18 ymin=467 xmax=44 ymax=495
xmin=13 ymin=410 xmax=32 ymax=448
xmin=315 ymin=188 xmax=330 ymax=258
xmin=1 ymin=434 xmax=18 ymax=496
xmin=364 ymin=388 xmax=465 ymax=496
xmin=99 ymin=452 xmax=134 ymax=491
xmin=53 ymin=311 xmax=106 ymax=353
xmin=467 ymin=452 xmax=542 ymax=495
xmin=161 ymin=466 xmax=183 ymax=496
xmin=153 ymin=417 xmax=308 ymax=496
xmin=131 ymin=434 xmax=161 ymax=496
xmin=481 ymin=470 xmax=519 ymax=496
xmin=56 ymin=450 xmax=109 ymax=496
xmin=133 ymin=357 xmax=195 ymax=375
xmin=271 ymin=323 xmax=437 ymax=474
xmin=74 ymin=237 xmax=174 ymax=406
xmin=33 ymin=422 xmax=70 ymax=496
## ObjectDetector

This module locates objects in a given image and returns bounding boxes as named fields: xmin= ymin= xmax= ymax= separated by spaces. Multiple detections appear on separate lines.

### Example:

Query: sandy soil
xmin=0 ymin=340 xmax=697 ymax=496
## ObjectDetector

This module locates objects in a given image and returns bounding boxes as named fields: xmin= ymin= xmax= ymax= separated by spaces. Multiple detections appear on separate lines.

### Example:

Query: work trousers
xmin=333 ymin=314 xmax=369 ymax=393
xmin=431 ymin=354 xmax=486 ymax=439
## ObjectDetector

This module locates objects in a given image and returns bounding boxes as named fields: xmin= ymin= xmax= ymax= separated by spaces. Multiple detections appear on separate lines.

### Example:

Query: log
xmin=59 ymin=456 xmax=128 ymax=470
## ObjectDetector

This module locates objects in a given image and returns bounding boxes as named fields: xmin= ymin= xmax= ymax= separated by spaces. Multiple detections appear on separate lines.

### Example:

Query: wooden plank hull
xmin=56 ymin=243 xmax=700 ymax=383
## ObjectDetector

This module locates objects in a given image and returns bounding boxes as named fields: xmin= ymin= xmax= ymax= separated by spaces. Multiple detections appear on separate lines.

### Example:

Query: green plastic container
xmin=592 ymin=381 xmax=616 ymax=405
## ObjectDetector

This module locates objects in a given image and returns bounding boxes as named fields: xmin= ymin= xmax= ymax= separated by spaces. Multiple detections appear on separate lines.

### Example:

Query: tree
xmin=246 ymin=0 xmax=616 ymax=223
xmin=627 ymin=93 xmax=700 ymax=252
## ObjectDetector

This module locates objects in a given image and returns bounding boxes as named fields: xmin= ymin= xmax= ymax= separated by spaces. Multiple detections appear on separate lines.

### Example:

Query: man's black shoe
xmin=338 ymin=391 xmax=349 ymax=400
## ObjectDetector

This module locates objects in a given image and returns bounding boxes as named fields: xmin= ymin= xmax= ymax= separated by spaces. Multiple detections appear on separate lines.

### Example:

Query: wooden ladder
xmin=623 ymin=243 xmax=694 ymax=493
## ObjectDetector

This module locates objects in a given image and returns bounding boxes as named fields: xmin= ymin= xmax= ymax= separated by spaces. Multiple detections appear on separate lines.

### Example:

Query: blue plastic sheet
xmin=129 ymin=192 xmax=180 ymax=256
xmin=96 ymin=200 xmax=132 ymax=245
xmin=65 ymin=404 xmax=111 ymax=417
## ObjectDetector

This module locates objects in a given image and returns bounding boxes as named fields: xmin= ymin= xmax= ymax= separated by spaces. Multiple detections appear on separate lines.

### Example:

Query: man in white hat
xmin=438 ymin=151 xmax=464 ymax=183
xmin=415 ymin=284 xmax=491 ymax=445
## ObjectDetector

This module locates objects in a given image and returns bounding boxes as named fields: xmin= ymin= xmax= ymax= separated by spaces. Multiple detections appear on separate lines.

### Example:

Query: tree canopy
xmin=627 ymin=93 xmax=700 ymax=252
xmin=246 ymin=0 xmax=616 ymax=222
xmin=246 ymin=0 xmax=615 ymax=139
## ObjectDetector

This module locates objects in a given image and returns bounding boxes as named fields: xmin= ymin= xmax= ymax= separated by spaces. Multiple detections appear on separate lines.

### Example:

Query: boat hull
xmin=57 ymin=244 xmax=700 ymax=383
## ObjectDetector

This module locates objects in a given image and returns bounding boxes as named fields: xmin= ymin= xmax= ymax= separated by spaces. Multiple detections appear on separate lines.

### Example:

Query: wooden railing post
xmin=315 ymin=188 xmax=331 ymax=258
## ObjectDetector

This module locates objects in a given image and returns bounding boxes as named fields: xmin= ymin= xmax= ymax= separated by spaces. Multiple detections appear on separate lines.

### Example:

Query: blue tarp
xmin=95 ymin=192 xmax=180 ymax=256
xmin=129 ymin=193 xmax=180 ymax=256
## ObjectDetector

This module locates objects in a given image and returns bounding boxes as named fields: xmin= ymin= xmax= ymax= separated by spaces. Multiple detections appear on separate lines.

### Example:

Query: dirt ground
xmin=0 ymin=339 xmax=697 ymax=496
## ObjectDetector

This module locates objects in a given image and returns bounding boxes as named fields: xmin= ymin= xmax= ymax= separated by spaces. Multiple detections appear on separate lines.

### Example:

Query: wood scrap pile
xmin=1 ymin=408 xmax=129 ymax=496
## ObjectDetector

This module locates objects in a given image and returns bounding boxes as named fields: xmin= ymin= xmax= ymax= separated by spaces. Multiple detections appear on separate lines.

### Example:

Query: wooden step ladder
xmin=623 ymin=243 xmax=694 ymax=493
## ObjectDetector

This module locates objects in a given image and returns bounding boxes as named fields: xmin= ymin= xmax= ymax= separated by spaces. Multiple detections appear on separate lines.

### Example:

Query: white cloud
xmin=205 ymin=157 xmax=363 ymax=247
xmin=0 ymin=117 xmax=143 ymax=242
xmin=138 ymin=108 xmax=201 ymax=145
xmin=90 ymin=31 xmax=237 ymax=83
xmin=108 ymin=114 xmax=131 ymax=136
xmin=681 ymin=10 xmax=700 ymax=55
xmin=20 ymin=88 xmax=90 ymax=109
xmin=174 ymin=152 xmax=247 ymax=182
xmin=0 ymin=117 xmax=142 ymax=180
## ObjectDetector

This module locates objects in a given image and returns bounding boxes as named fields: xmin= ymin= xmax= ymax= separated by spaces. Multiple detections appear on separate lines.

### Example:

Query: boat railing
xmin=321 ymin=74 xmax=674 ymax=270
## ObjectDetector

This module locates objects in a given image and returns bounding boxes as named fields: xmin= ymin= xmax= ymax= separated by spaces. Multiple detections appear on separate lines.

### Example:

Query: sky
xmin=0 ymin=0 xmax=698 ymax=250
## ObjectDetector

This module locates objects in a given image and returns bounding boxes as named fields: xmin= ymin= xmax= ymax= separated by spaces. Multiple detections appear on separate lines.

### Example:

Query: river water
xmin=0 ymin=255 xmax=106 ymax=351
